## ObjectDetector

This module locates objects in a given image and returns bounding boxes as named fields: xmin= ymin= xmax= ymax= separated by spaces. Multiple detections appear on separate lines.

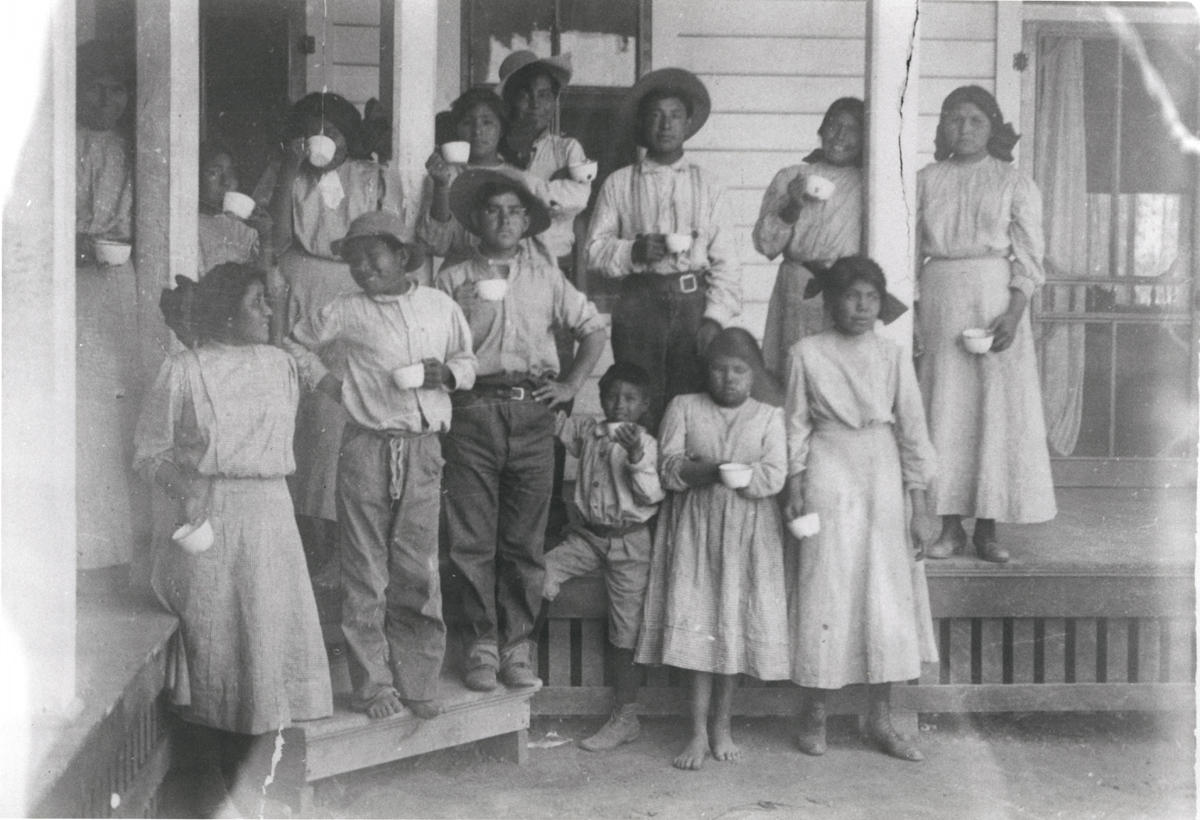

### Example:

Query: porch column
xmin=863 ymin=0 xmax=921 ymax=346
xmin=135 ymin=0 xmax=199 ymax=372
xmin=380 ymin=0 xmax=437 ymax=264
xmin=1 ymin=4 xmax=77 ymax=717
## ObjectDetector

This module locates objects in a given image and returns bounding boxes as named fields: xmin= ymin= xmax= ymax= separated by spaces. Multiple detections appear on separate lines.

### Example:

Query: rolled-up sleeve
xmin=784 ymin=346 xmax=813 ymax=477
xmin=702 ymin=185 xmax=741 ymax=326
xmin=554 ymin=273 xmax=609 ymax=341
xmin=585 ymin=173 xmax=637 ymax=279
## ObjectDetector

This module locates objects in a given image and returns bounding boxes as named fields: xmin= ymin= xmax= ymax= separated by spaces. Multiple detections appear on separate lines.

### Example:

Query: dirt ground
xmin=304 ymin=712 xmax=1195 ymax=820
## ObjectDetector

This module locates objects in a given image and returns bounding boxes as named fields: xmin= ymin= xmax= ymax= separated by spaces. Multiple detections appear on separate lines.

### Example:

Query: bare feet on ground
xmin=673 ymin=733 xmax=710 ymax=770
xmin=366 ymin=689 xmax=404 ymax=719
xmin=710 ymin=725 xmax=742 ymax=762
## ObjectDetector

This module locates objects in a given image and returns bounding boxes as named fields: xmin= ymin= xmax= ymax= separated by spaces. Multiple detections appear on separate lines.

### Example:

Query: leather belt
xmin=584 ymin=521 xmax=648 ymax=539
xmin=624 ymin=271 xmax=705 ymax=295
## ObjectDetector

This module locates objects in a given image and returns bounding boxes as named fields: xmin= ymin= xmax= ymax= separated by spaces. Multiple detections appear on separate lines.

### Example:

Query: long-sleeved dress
xmin=753 ymin=162 xmax=862 ymax=377
xmin=785 ymin=330 xmax=938 ymax=688
xmin=635 ymin=393 xmax=790 ymax=680
xmin=134 ymin=344 xmax=333 ymax=734
xmin=256 ymin=158 xmax=405 ymax=521
xmin=916 ymin=156 xmax=1056 ymax=523
xmin=76 ymin=125 xmax=141 ymax=569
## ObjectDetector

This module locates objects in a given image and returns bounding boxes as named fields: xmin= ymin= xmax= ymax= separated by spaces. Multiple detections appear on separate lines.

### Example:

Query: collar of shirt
xmin=368 ymin=285 xmax=417 ymax=304
xmin=638 ymin=155 xmax=691 ymax=175
xmin=467 ymin=245 xmax=527 ymax=274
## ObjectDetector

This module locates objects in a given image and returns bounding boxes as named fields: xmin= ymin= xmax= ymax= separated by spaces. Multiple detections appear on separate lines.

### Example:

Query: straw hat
xmin=449 ymin=168 xmax=552 ymax=239
xmin=331 ymin=211 xmax=425 ymax=272
xmin=620 ymin=67 xmax=711 ymax=146
xmin=495 ymin=51 xmax=573 ymax=102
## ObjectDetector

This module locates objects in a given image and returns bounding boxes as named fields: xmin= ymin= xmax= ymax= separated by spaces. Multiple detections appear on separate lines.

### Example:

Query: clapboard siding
xmin=674 ymin=37 xmax=866 ymax=76
xmin=667 ymin=0 xmax=866 ymax=38
xmin=692 ymin=113 xmax=827 ymax=151
xmin=921 ymin=0 xmax=997 ymax=39
xmin=705 ymin=75 xmax=865 ymax=114
xmin=689 ymin=149 xmax=820 ymax=189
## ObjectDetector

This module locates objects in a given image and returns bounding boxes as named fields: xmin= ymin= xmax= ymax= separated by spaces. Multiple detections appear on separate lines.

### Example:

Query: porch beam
xmin=863 ymin=0 xmax=921 ymax=346
xmin=381 ymin=0 xmax=437 ymax=272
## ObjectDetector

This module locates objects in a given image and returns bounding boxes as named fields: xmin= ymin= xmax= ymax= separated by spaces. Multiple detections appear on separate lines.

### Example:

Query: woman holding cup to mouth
xmin=753 ymin=98 xmax=865 ymax=384
xmin=255 ymin=91 xmax=407 ymax=552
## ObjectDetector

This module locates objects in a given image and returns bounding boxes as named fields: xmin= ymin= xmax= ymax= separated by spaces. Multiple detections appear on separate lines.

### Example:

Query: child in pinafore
xmin=284 ymin=211 xmax=477 ymax=719
xmin=541 ymin=362 xmax=664 ymax=751
xmin=783 ymin=256 xmax=938 ymax=761
xmin=636 ymin=328 xmax=790 ymax=770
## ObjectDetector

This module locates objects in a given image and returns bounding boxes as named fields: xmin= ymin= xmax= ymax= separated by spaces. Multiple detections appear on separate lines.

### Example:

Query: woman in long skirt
xmin=917 ymin=86 xmax=1056 ymax=563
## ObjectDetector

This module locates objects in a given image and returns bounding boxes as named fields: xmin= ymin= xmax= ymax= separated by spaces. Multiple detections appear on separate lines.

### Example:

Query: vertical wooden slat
xmin=949 ymin=619 xmax=973 ymax=684
xmin=580 ymin=620 xmax=606 ymax=686
xmin=1165 ymin=618 xmax=1195 ymax=683
xmin=1106 ymin=618 xmax=1130 ymax=683
xmin=547 ymin=620 xmax=572 ymax=687
xmin=1043 ymin=618 xmax=1067 ymax=683
xmin=1033 ymin=618 xmax=1046 ymax=683
xmin=1074 ymin=618 xmax=1099 ymax=683
xmin=1137 ymin=618 xmax=1162 ymax=683
xmin=1012 ymin=618 xmax=1035 ymax=684
xmin=980 ymin=619 xmax=1004 ymax=683
xmin=938 ymin=619 xmax=952 ymax=684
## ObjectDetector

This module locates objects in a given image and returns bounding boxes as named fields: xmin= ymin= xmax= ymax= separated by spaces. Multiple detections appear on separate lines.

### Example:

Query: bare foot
xmin=673 ymin=733 xmax=709 ymax=770
xmin=364 ymin=689 xmax=404 ymax=719
xmin=710 ymin=725 xmax=742 ymax=762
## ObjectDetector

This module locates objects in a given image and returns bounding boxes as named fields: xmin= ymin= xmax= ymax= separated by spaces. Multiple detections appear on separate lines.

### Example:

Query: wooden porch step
xmin=293 ymin=670 xmax=540 ymax=785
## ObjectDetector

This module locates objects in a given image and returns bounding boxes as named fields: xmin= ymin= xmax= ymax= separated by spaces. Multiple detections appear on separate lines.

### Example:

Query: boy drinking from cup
xmin=283 ymin=211 xmax=477 ymax=719
xmin=436 ymin=169 xmax=607 ymax=691
xmin=540 ymin=362 xmax=663 ymax=750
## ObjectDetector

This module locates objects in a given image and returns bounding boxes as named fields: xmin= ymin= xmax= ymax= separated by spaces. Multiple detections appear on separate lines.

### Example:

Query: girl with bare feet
xmin=784 ymin=257 xmax=938 ymax=762
xmin=636 ymin=328 xmax=790 ymax=770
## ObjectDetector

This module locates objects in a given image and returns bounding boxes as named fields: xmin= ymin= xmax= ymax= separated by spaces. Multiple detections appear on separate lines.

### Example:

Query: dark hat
xmin=331 ymin=210 xmax=425 ymax=272
xmin=495 ymin=51 xmax=573 ymax=102
xmin=620 ymin=68 xmax=711 ymax=146
xmin=448 ymin=168 xmax=552 ymax=239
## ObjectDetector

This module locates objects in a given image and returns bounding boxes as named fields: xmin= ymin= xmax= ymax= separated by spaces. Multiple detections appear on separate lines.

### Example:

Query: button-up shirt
xmin=436 ymin=245 xmax=608 ymax=379
xmin=522 ymin=132 xmax=592 ymax=260
xmin=283 ymin=285 xmax=476 ymax=433
xmin=557 ymin=414 xmax=663 ymax=526
xmin=585 ymin=155 xmax=741 ymax=326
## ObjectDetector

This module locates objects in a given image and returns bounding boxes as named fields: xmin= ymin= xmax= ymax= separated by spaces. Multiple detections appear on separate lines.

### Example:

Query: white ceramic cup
xmin=606 ymin=421 xmax=626 ymax=437
xmin=441 ymin=140 xmax=472 ymax=164
xmin=568 ymin=160 xmax=598 ymax=183
xmin=476 ymin=279 xmax=509 ymax=302
xmin=719 ymin=462 xmax=754 ymax=489
xmin=222 ymin=191 xmax=256 ymax=220
xmin=665 ymin=233 xmax=693 ymax=254
xmin=307 ymin=134 xmax=337 ymax=168
xmin=804 ymin=174 xmax=836 ymax=200
xmin=392 ymin=362 xmax=426 ymax=390
xmin=961 ymin=328 xmax=994 ymax=354
xmin=173 ymin=519 xmax=214 ymax=555
xmin=787 ymin=513 xmax=821 ymax=540
xmin=93 ymin=239 xmax=132 ymax=266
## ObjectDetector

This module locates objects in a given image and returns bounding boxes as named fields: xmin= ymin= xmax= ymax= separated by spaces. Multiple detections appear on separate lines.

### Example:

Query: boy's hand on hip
xmin=533 ymin=379 xmax=578 ymax=408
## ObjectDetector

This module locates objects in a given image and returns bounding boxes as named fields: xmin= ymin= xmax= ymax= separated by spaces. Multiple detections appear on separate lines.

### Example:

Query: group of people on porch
xmin=76 ymin=38 xmax=1056 ymax=812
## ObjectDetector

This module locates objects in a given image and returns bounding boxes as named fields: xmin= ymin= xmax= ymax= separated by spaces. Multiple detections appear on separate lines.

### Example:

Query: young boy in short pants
xmin=542 ymin=362 xmax=663 ymax=750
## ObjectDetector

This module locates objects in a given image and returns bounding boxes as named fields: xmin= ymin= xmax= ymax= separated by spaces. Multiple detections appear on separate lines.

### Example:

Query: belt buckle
xmin=679 ymin=273 xmax=698 ymax=294
xmin=509 ymin=386 xmax=526 ymax=401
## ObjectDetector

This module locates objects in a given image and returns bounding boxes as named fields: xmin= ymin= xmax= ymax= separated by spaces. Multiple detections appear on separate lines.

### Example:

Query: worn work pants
xmin=611 ymin=275 xmax=708 ymax=432
xmin=338 ymin=424 xmax=446 ymax=705
xmin=443 ymin=394 xmax=554 ymax=668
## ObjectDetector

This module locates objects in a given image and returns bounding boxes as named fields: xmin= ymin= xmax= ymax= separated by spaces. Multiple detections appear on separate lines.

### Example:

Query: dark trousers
xmin=611 ymin=278 xmax=708 ymax=432
xmin=443 ymin=395 xmax=554 ymax=666
xmin=338 ymin=424 xmax=446 ymax=704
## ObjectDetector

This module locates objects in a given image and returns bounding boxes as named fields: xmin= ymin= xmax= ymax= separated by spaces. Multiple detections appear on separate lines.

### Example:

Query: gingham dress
xmin=635 ymin=394 xmax=790 ymax=679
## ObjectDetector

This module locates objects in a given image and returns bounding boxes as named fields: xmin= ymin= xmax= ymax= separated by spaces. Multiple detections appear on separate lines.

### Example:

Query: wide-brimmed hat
xmin=448 ymin=168 xmax=552 ymax=238
xmin=495 ymin=51 xmax=573 ymax=103
xmin=331 ymin=210 xmax=425 ymax=272
xmin=620 ymin=67 xmax=711 ymax=147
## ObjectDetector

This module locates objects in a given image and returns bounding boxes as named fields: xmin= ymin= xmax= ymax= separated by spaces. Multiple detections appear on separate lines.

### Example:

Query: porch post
xmin=135 ymin=0 xmax=199 ymax=370
xmin=1 ymin=3 xmax=77 ymax=718
xmin=380 ymin=0 xmax=437 ymax=272
xmin=863 ymin=0 xmax=921 ymax=347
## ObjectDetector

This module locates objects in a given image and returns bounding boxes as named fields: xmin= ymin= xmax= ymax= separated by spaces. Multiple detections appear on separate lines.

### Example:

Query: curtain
xmin=1034 ymin=37 xmax=1090 ymax=456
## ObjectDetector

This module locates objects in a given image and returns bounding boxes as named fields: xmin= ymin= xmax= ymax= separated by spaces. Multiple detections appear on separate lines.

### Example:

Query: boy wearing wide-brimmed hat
xmin=284 ymin=210 xmax=477 ymax=720
xmin=585 ymin=68 xmax=741 ymax=430
xmin=436 ymin=168 xmax=608 ymax=692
